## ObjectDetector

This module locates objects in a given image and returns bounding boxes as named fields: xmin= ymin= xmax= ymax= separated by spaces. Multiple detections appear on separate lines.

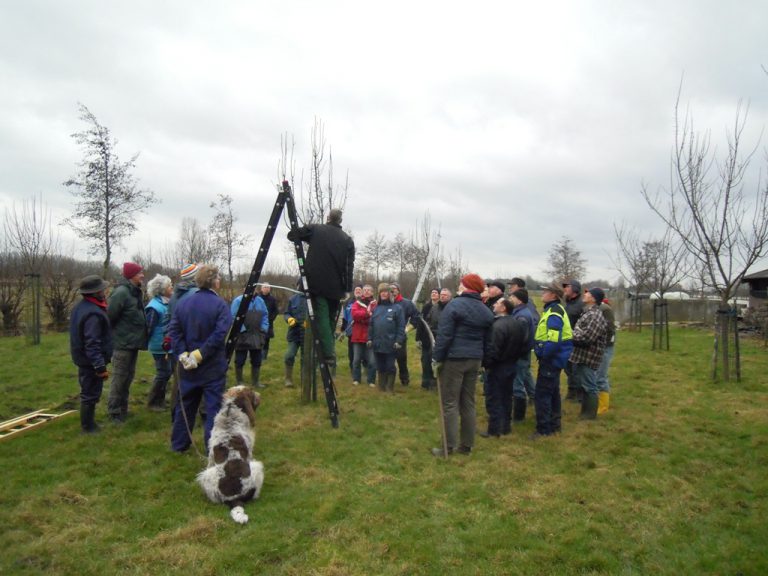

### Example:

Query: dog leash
xmin=174 ymin=360 xmax=207 ymax=462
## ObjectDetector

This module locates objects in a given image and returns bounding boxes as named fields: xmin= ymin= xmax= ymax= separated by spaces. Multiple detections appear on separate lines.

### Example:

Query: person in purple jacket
xmin=168 ymin=265 xmax=232 ymax=453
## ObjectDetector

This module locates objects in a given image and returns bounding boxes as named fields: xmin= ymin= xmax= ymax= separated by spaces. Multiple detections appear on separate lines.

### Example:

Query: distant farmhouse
xmin=742 ymin=269 xmax=768 ymax=309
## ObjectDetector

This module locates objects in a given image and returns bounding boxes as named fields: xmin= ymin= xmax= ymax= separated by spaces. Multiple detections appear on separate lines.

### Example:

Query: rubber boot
xmin=80 ymin=402 xmax=100 ymax=434
xmin=284 ymin=364 xmax=294 ymax=387
xmin=597 ymin=392 xmax=610 ymax=415
xmin=513 ymin=397 xmax=527 ymax=422
xmin=580 ymin=393 xmax=599 ymax=420
xmin=377 ymin=371 xmax=387 ymax=392
xmin=386 ymin=372 xmax=396 ymax=393
xmin=251 ymin=366 xmax=264 ymax=389
xmin=565 ymin=387 xmax=579 ymax=402
xmin=235 ymin=365 xmax=245 ymax=385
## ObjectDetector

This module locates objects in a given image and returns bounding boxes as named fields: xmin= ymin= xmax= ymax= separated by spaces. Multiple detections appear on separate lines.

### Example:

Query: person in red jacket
xmin=350 ymin=284 xmax=377 ymax=387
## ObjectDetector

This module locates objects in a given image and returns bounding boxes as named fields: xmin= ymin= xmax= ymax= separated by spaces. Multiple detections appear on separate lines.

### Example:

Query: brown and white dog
xmin=197 ymin=386 xmax=264 ymax=524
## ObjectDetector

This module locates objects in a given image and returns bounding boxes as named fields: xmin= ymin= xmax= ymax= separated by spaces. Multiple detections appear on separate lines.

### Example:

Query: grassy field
xmin=1 ymin=324 xmax=767 ymax=575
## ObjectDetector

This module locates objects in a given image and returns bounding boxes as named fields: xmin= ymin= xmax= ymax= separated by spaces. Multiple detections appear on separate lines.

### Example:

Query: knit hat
xmin=541 ymin=282 xmax=564 ymax=299
xmin=390 ymin=282 xmax=401 ymax=291
xmin=460 ymin=273 xmax=485 ymax=293
xmin=180 ymin=263 xmax=199 ymax=280
xmin=507 ymin=277 xmax=526 ymax=288
xmin=511 ymin=288 xmax=529 ymax=304
xmin=122 ymin=262 xmax=143 ymax=279
xmin=588 ymin=287 xmax=605 ymax=305
xmin=78 ymin=275 xmax=109 ymax=295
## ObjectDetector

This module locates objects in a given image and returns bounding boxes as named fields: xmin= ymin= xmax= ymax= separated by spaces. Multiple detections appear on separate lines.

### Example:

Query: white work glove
xmin=179 ymin=351 xmax=198 ymax=370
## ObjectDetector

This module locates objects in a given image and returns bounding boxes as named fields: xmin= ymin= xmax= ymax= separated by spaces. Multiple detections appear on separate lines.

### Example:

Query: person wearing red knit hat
xmin=430 ymin=273 xmax=495 ymax=457
xmin=106 ymin=262 xmax=147 ymax=424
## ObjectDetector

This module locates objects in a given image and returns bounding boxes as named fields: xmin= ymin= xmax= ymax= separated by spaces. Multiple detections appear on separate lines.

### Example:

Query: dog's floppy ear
xmin=233 ymin=389 xmax=257 ymax=427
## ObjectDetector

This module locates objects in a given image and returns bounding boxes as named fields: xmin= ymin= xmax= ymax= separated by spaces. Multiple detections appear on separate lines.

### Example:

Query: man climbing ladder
xmin=226 ymin=181 xmax=350 ymax=427
xmin=287 ymin=207 xmax=355 ymax=367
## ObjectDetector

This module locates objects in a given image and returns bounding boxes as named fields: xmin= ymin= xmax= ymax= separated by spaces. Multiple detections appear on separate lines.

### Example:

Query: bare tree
xmin=544 ymin=236 xmax=587 ymax=281
xmin=176 ymin=217 xmax=216 ymax=265
xmin=280 ymin=120 xmax=349 ymax=226
xmin=0 ymin=240 xmax=24 ymax=334
xmin=613 ymin=223 xmax=689 ymax=296
xmin=63 ymin=103 xmax=157 ymax=277
xmin=209 ymin=194 xmax=251 ymax=283
xmin=360 ymin=230 xmax=390 ymax=283
xmin=444 ymin=245 xmax=467 ymax=291
xmin=43 ymin=254 xmax=85 ymax=331
xmin=387 ymin=233 xmax=410 ymax=278
xmin=3 ymin=194 xmax=56 ymax=273
xmin=642 ymin=90 xmax=768 ymax=380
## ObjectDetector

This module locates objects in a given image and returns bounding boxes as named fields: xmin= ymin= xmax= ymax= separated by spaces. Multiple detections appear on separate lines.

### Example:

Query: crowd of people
xmin=69 ymin=210 xmax=616 ymax=457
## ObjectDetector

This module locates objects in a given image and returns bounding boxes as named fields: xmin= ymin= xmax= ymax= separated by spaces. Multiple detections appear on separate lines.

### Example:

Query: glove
xmin=431 ymin=360 xmax=443 ymax=374
xmin=95 ymin=366 xmax=109 ymax=380
xmin=366 ymin=341 xmax=373 ymax=348
xmin=190 ymin=349 xmax=202 ymax=363
xmin=287 ymin=317 xmax=297 ymax=327
xmin=179 ymin=352 xmax=198 ymax=371
xmin=394 ymin=342 xmax=402 ymax=350
xmin=162 ymin=336 xmax=172 ymax=352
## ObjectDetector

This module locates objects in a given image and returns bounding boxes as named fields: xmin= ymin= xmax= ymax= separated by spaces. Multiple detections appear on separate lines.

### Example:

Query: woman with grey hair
xmin=145 ymin=273 xmax=174 ymax=411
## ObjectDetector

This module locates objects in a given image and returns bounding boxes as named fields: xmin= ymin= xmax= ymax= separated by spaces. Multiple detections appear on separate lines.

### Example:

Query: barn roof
xmin=743 ymin=268 xmax=768 ymax=280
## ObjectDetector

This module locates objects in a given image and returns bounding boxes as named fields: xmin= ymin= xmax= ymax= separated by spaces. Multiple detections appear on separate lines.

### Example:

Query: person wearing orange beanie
xmin=430 ymin=274 xmax=495 ymax=456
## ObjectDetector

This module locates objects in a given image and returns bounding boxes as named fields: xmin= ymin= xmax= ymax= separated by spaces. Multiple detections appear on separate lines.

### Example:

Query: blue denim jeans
xmin=148 ymin=353 xmax=173 ymax=407
xmin=352 ymin=342 xmax=377 ymax=383
xmin=284 ymin=340 xmax=302 ymax=367
xmin=513 ymin=351 xmax=536 ymax=399
xmin=573 ymin=362 xmax=598 ymax=395
xmin=596 ymin=345 xmax=614 ymax=392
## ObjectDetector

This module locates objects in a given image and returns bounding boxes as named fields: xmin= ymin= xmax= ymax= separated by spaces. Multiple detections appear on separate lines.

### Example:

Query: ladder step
xmin=0 ymin=410 xmax=76 ymax=440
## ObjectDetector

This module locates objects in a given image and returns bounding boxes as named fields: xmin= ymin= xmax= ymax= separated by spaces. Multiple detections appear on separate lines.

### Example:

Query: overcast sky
xmin=2 ymin=1 xmax=768 ymax=285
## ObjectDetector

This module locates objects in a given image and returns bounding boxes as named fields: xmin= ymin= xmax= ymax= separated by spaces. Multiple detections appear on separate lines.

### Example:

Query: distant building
xmin=742 ymin=269 xmax=768 ymax=309
xmin=649 ymin=291 xmax=691 ymax=301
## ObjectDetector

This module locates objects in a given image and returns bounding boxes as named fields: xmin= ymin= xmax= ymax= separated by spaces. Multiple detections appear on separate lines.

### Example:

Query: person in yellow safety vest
xmin=531 ymin=282 xmax=573 ymax=438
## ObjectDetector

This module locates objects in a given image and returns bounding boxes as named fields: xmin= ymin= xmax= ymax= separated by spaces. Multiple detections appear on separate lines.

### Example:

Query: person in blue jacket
xmin=532 ymin=282 xmax=574 ymax=438
xmin=283 ymin=284 xmax=307 ymax=387
xmin=367 ymin=283 xmax=405 ymax=392
xmin=168 ymin=265 xmax=232 ymax=453
xmin=70 ymin=275 xmax=113 ymax=434
xmin=430 ymin=274 xmax=495 ymax=456
xmin=145 ymin=274 xmax=173 ymax=411
xmin=230 ymin=290 xmax=270 ymax=388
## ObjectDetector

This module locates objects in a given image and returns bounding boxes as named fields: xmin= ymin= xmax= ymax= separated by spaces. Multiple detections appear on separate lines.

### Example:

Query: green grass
xmin=1 ymin=324 xmax=767 ymax=575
